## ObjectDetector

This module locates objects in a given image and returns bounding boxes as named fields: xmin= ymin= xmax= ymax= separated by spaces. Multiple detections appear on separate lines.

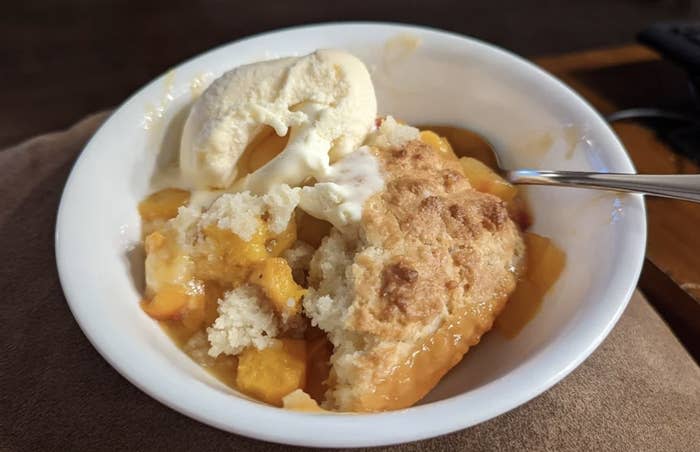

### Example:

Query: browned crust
xmin=347 ymin=140 xmax=524 ymax=341
xmin=318 ymin=138 xmax=526 ymax=412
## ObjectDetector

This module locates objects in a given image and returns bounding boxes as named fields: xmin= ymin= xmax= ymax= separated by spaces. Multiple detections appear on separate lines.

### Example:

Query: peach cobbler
xmin=138 ymin=50 xmax=564 ymax=412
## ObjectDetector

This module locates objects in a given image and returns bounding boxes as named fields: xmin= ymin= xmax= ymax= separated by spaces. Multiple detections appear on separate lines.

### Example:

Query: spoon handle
xmin=505 ymin=170 xmax=700 ymax=202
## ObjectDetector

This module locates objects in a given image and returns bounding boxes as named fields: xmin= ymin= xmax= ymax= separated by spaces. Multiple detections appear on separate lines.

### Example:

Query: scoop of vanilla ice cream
xmin=299 ymin=146 xmax=384 ymax=232
xmin=180 ymin=50 xmax=377 ymax=190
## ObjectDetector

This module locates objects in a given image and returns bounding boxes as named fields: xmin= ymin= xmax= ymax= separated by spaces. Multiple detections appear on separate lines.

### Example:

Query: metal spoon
xmin=425 ymin=125 xmax=700 ymax=203
xmin=502 ymin=170 xmax=700 ymax=202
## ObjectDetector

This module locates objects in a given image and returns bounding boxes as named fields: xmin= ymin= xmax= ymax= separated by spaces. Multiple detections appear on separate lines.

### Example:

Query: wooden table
xmin=535 ymin=46 xmax=700 ymax=359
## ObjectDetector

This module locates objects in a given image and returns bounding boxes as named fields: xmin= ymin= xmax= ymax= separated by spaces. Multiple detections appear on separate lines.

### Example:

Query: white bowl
xmin=55 ymin=23 xmax=646 ymax=447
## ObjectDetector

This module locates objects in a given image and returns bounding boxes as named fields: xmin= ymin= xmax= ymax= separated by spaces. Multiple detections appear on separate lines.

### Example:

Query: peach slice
xmin=247 ymin=132 xmax=289 ymax=173
xmin=236 ymin=339 xmax=307 ymax=406
xmin=248 ymin=257 xmax=306 ymax=314
xmin=266 ymin=218 xmax=297 ymax=257
xmin=420 ymin=130 xmax=458 ymax=160
xmin=141 ymin=285 xmax=191 ymax=320
xmin=459 ymin=157 xmax=518 ymax=203
xmin=138 ymin=188 xmax=190 ymax=222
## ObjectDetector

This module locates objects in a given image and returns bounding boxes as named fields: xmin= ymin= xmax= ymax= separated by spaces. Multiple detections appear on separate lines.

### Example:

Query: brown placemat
xmin=1 ymin=113 xmax=698 ymax=451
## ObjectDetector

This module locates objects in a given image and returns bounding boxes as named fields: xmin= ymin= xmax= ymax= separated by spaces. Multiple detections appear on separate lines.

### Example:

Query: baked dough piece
xmin=304 ymin=139 xmax=525 ymax=412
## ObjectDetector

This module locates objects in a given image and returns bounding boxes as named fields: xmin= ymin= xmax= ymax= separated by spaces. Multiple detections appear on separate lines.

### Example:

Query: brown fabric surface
xmin=1 ymin=113 xmax=699 ymax=452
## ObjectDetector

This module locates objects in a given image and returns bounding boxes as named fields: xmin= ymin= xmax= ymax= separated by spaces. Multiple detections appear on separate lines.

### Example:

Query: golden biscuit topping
xmin=139 ymin=117 xmax=563 ymax=413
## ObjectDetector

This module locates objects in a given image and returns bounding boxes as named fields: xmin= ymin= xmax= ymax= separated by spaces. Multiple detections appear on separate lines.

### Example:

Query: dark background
xmin=2 ymin=0 xmax=699 ymax=148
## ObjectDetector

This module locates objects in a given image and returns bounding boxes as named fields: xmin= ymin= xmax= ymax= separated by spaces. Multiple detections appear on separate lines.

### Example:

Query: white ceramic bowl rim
xmin=56 ymin=22 xmax=646 ymax=448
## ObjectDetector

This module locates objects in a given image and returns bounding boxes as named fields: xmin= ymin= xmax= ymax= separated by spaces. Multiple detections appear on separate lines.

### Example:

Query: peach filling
xmin=138 ymin=188 xmax=190 ymax=222
xmin=248 ymin=257 xmax=306 ymax=314
xmin=139 ymin=191 xmax=334 ymax=406
xmin=138 ymin=124 xmax=333 ymax=406
xmin=236 ymin=125 xmax=290 ymax=176
xmin=236 ymin=338 xmax=307 ymax=406
xmin=421 ymin=127 xmax=564 ymax=339
xmin=495 ymin=232 xmax=566 ymax=338
xmin=137 ymin=125 xmax=564 ymax=411
xmin=458 ymin=157 xmax=518 ymax=203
